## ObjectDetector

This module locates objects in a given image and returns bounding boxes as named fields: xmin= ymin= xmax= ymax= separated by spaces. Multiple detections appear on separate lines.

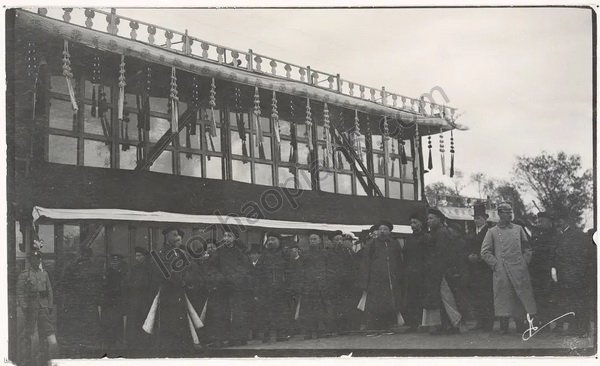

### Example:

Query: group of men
xmin=16 ymin=201 xmax=596 ymax=360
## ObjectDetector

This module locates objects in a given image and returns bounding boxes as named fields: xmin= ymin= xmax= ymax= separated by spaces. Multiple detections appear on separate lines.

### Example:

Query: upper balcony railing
xmin=24 ymin=7 xmax=457 ymax=122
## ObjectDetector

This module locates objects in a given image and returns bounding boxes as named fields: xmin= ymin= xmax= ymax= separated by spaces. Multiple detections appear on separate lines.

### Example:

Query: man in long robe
xmin=126 ymin=247 xmax=154 ymax=351
xmin=402 ymin=213 xmax=426 ymax=332
xmin=553 ymin=213 xmax=595 ymax=337
xmin=300 ymin=233 xmax=331 ymax=339
xmin=149 ymin=227 xmax=201 ymax=355
xmin=359 ymin=221 xmax=404 ymax=334
xmin=466 ymin=203 xmax=494 ymax=331
xmin=529 ymin=212 xmax=558 ymax=326
xmin=422 ymin=208 xmax=463 ymax=335
xmin=481 ymin=202 xmax=536 ymax=335
xmin=210 ymin=226 xmax=252 ymax=346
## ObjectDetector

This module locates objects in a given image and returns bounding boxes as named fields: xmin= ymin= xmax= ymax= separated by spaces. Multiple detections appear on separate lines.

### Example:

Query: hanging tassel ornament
xmin=336 ymin=109 xmax=345 ymax=170
xmin=383 ymin=116 xmax=391 ymax=176
xmin=190 ymin=76 xmax=200 ymax=136
xmin=122 ymin=103 xmax=130 ymax=151
xmin=323 ymin=103 xmax=332 ymax=168
xmin=26 ymin=42 xmax=39 ymax=119
xmin=399 ymin=129 xmax=408 ymax=165
xmin=427 ymin=134 xmax=433 ymax=170
xmin=450 ymin=130 xmax=455 ymax=177
xmin=208 ymin=77 xmax=217 ymax=137
xmin=271 ymin=91 xmax=281 ymax=148
xmin=62 ymin=40 xmax=78 ymax=112
xmin=439 ymin=127 xmax=446 ymax=175
xmin=390 ymin=129 xmax=396 ymax=178
xmin=305 ymin=97 xmax=313 ymax=153
xmin=234 ymin=86 xmax=248 ymax=158
xmin=169 ymin=67 xmax=179 ymax=132
xmin=254 ymin=86 xmax=265 ymax=159
xmin=91 ymin=55 xmax=101 ymax=118
xmin=289 ymin=99 xmax=298 ymax=173
xmin=118 ymin=55 xmax=127 ymax=146
xmin=354 ymin=110 xmax=362 ymax=161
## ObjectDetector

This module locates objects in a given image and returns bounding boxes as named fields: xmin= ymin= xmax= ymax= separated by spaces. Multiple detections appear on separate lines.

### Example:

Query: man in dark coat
xmin=256 ymin=232 xmax=291 ymax=342
xmin=126 ymin=247 xmax=154 ymax=351
xmin=149 ymin=227 xmax=201 ymax=355
xmin=327 ymin=230 xmax=361 ymax=335
xmin=422 ymin=208 xmax=463 ymax=335
xmin=300 ymin=232 xmax=331 ymax=339
xmin=529 ymin=212 xmax=559 ymax=325
xmin=210 ymin=225 xmax=252 ymax=346
xmin=359 ymin=221 xmax=404 ymax=334
xmin=403 ymin=213 xmax=427 ymax=332
xmin=466 ymin=203 xmax=494 ymax=331
xmin=102 ymin=253 xmax=128 ymax=351
xmin=553 ymin=214 xmax=595 ymax=337
xmin=59 ymin=245 xmax=104 ymax=353
xmin=247 ymin=243 xmax=264 ymax=340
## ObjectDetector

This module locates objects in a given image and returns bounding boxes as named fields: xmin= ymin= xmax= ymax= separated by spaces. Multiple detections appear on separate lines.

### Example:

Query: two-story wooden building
xmin=7 ymin=7 xmax=463 ymax=358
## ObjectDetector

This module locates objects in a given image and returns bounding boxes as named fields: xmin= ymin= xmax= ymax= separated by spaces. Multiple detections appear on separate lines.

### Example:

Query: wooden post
xmin=306 ymin=66 xmax=312 ymax=85
xmin=336 ymin=73 xmax=342 ymax=93
xmin=247 ymin=49 xmax=254 ymax=71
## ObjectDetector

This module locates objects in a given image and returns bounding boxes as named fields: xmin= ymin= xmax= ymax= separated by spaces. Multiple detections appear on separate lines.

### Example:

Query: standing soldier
xmin=17 ymin=250 xmax=58 ymax=365
xmin=359 ymin=221 xmax=404 ymax=335
xmin=126 ymin=247 xmax=154 ymax=351
xmin=529 ymin=212 xmax=558 ymax=326
xmin=403 ymin=213 xmax=427 ymax=333
xmin=552 ymin=212 xmax=595 ymax=337
xmin=102 ymin=254 xmax=128 ymax=351
xmin=211 ymin=226 xmax=252 ymax=346
xmin=286 ymin=243 xmax=304 ymax=337
xmin=481 ymin=202 xmax=536 ymax=335
xmin=466 ymin=203 xmax=494 ymax=332
xmin=247 ymin=244 xmax=264 ymax=341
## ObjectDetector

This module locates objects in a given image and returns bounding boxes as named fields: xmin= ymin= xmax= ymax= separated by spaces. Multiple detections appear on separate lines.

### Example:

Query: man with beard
xmin=466 ymin=203 xmax=494 ymax=332
xmin=126 ymin=247 xmax=154 ymax=351
xmin=481 ymin=202 xmax=536 ymax=335
xmin=148 ymin=227 xmax=202 ymax=355
xmin=359 ymin=221 xmax=404 ymax=335
xmin=552 ymin=212 xmax=595 ymax=337
xmin=422 ymin=208 xmax=463 ymax=335
xmin=300 ymin=232 xmax=331 ymax=339
xmin=256 ymin=232 xmax=290 ymax=342
xmin=210 ymin=225 xmax=252 ymax=346
xmin=529 ymin=212 xmax=558 ymax=326
xmin=402 ymin=213 xmax=427 ymax=333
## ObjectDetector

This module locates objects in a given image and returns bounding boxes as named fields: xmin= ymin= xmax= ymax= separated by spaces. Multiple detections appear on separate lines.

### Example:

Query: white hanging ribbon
xmin=62 ymin=40 xmax=78 ymax=112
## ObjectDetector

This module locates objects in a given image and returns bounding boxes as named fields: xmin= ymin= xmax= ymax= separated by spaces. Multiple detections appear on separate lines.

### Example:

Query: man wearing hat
xmin=148 ymin=226 xmax=201 ymax=354
xmin=300 ymin=232 xmax=332 ymax=339
xmin=59 ymin=244 xmax=104 ymax=352
xmin=17 ymin=250 xmax=58 ymax=365
xmin=402 ymin=213 xmax=427 ymax=332
xmin=126 ymin=246 xmax=154 ymax=350
xmin=529 ymin=211 xmax=559 ymax=326
xmin=210 ymin=225 xmax=252 ymax=346
xmin=466 ymin=202 xmax=494 ymax=331
xmin=327 ymin=230 xmax=361 ymax=335
xmin=422 ymin=208 xmax=463 ymax=334
xmin=246 ymin=244 xmax=264 ymax=340
xmin=102 ymin=253 xmax=129 ymax=350
xmin=358 ymin=221 xmax=404 ymax=334
xmin=552 ymin=211 xmax=595 ymax=337
xmin=255 ymin=232 xmax=291 ymax=342
xmin=481 ymin=202 xmax=536 ymax=335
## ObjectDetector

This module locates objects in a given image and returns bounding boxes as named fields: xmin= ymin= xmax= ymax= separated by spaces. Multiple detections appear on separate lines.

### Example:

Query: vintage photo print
xmin=3 ymin=2 xmax=597 ymax=364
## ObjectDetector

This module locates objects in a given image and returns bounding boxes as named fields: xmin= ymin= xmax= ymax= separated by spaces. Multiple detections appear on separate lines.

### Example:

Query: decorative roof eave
xmin=17 ymin=9 xmax=468 ymax=132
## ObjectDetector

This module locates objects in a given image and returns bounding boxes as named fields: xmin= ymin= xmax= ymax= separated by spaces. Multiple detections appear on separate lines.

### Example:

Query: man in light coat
xmin=481 ymin=202 xmax=536 ymax=334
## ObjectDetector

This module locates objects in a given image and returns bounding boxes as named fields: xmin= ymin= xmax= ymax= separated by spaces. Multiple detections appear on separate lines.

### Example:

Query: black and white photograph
xmin=4 ymin=2 xmax=598 ymax=364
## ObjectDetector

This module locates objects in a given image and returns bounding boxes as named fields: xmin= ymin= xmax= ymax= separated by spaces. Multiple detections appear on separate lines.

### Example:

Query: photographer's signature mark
xmin=522 ymin=312 xmax=575 ymax=341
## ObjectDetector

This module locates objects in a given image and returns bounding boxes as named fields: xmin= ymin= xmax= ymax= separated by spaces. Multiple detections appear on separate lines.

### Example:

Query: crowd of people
xmin=16 ymin=201 xmax=597 ymax=360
